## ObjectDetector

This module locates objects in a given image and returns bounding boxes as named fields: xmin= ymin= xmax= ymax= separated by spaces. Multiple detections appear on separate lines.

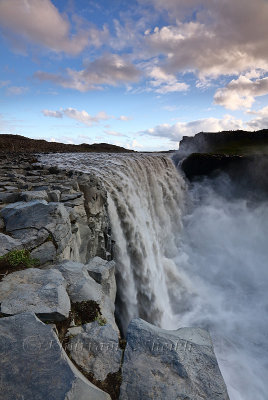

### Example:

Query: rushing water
xmin=40 ymin=153 xmax=268 ymax=400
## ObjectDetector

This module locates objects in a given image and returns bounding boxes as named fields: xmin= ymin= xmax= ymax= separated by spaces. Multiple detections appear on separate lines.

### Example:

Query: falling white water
xmin=40 ymin=153 xmax=187 ymax=331
xmin=40 ymin=153 xmax=268 ymax=400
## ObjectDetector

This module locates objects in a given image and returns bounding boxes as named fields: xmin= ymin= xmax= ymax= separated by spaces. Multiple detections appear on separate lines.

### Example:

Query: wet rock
xmin=68 ymin=321 xmax=122 ymax=381
xmin=0 ymin=268 xmax=70 ymax=321
xmin=120 ymin=318 xmax=230 ymax=400
xmin=0 ymin=312 xmax=110 ymax=400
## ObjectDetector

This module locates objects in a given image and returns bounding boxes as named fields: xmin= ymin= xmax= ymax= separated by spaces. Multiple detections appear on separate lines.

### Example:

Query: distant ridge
xmin=0 ymin=134 xmax=134 ymax=153
xmin=178 ymin=129 xmax=268 ymax=156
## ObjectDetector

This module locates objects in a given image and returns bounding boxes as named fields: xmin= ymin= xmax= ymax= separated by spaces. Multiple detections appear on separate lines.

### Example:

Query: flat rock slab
xmin=0 ymin=313 xmax=110 ymax=400
xmin=19 ymin=190 xmax=48 ymax=202
xmin=0 ymin=268 xmax=70 ymax=321
xmin=0 ymin=200 xmax=72 ymax=253
xmin=120 ymin=318 xmax=230 ymax=400
xmin=68 ymin=321 xmax=122 ymax=381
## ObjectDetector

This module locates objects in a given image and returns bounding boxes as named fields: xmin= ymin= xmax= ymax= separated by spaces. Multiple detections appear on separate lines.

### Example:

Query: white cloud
xmin=0 ymin=0 xmax=107 ymax=55
xmin=142 ymin=115 xmax=244 ymax=142
xmin=43 ymin=110 xmax=62 ymax=118
xmin=214 ymin=76 xmax=268 ymax=110
xmin=246 ymin=106 xmax=268 ymax=131
xmin=143 ymin=0 xmax=268 ymax=79
xmin=146 ymin=66 xmax=188 ymax=94
xmin=35 ymin=53 xmax=141 ymax=91
xmin=42 ymin=108 xmax=111 ymax=126
xmin=118 ymin=115 xmax=132 ymax=121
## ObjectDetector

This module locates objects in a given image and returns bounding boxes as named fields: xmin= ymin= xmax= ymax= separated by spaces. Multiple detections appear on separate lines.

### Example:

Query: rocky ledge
xmin=0 ymin=153 xmax=229 ymax=399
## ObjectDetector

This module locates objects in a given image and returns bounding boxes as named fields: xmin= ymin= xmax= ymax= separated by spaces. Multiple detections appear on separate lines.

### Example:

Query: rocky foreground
xmin=0 ymin=153 xmax=229 ymax=399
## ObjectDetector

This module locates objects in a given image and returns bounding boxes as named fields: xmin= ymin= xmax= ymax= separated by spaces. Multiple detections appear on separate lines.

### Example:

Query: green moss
xmin=94 ymin=312 xmax=107 ymax=326
xmin=0 ymin=249 xmax=39 ymax=268
xmin=0 ymin=249 xmax=40 ymax=281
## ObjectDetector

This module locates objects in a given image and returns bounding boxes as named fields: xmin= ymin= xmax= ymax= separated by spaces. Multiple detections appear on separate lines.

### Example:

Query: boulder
xmin=120 ymin=318 xmax=230 ymax=400
xmin=0 ymin=200 xmax=72 ymax=254
xmin=0 ymin=313 xmax=110 ymax=400
xmin=56 ymin=260 xmax=118 ymax=331
xmin=86 ymin=257 xmax=116 ymax=300
xmin=30 ymin=241 xmax=57 ymax=265
xmin=0 ymin=233 xmax=22 ymax=256
xmin=19 ymin=190 xmax=48 ymax=202
xmin=56 ymin=260 xmax=103 ymax=303
xmin=68 ymin=321 xmax=122 ymax=381
xmin=0 ymin=268 xmax=70 ymax=321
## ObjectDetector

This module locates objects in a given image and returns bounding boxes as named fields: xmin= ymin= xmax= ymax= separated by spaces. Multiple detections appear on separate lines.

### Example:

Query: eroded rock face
xmin=55 ymin=260 xmax=118 ymax=332
xmin=0 ymin=268 xmax=70 ymax=321
xmin=86 ymin=257 xmax=116 ymax=300
xmin=0 ymin=313 xmax=111 ymax=400
xmin=120 ymin=318 xmax=230 ymax=400
xmin=68 ymin=321 xmax=122 ymax=381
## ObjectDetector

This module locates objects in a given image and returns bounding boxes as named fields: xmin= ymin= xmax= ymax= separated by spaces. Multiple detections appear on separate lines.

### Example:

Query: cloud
xmin=118 ymin=115 xmax=132 ymax=121
xmin=43 ymin=110 xmax=62 ymax=118
xmin=147 ymin=66 xmax=188 ymax=93
xmin=143 ymin=0 xmax=268 ymax=78
xmin=0 ymin=0 xmax=107 ymax=55
xmin=214 ymin=75 xmax=268 ymax=110
xmin=6 ymin=86 xmax=29 ymax=95
xmin=35 ymin=53 xmax=141 ymax=91
xmin=142 ymin=115 xmax=244 ymax=142
xmin=42 ymin=108 xmax=111 ymax=126
xmin=246 ymin=106 xmax=268 ymax=131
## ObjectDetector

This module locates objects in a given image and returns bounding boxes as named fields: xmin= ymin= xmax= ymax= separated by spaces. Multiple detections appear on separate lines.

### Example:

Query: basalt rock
xmin=0 ymin=313 xmax=110 ymax=400
xmin=120 ymin=318 xmax=229 ymax=400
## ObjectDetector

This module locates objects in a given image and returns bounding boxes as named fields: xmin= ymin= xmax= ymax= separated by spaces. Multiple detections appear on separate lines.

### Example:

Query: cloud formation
xmin=144 ymin=0 xmax=268 ymax=78
xmin=247 ymin=106 xmax=268 ymax=131
xmin=0 ymin=0 xmax=107 ymax=54
xmin=147 ymin=66 xmax=188 ymax=93
xmin=214 ymin=75 xmax=268 ymax=110
xmin=42 ymin=108 xmax=111 ymax=126
xmin=142 ymin=115 xmax=244 ymax=142
xmin=36 ymin=54 xmax=141 ymax=91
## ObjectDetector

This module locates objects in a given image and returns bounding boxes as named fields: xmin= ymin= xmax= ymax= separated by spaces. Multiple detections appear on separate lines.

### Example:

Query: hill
xmin=0 ymin=134 xmax=134 ymax=153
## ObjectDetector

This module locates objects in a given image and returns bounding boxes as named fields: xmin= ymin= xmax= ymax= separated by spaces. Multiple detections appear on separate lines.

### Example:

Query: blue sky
xmin=0 ymin=0 xmax=268 ymax=151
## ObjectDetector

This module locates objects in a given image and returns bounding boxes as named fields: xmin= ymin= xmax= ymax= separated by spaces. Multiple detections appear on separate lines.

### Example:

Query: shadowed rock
xmin=120 ymin=318 xmax=229 ymax=400
xmin=0 ymin=313 xmax=110 ymax=400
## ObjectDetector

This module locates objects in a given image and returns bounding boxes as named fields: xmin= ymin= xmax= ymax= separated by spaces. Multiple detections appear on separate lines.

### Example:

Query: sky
xmin=0 ymin=0 xmax=268 ymax=151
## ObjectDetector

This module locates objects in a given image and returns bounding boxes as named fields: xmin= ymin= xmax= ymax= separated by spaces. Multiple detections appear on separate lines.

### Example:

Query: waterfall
xmin=103 ymin=155 xmax=186 ymax=332
xmin=40 ymin=152 xmax=268 ymax=400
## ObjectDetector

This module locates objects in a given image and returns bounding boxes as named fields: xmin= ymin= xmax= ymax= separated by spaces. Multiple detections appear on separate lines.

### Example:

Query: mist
xmin=172 ymin=173 xmax=268 ymax=400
